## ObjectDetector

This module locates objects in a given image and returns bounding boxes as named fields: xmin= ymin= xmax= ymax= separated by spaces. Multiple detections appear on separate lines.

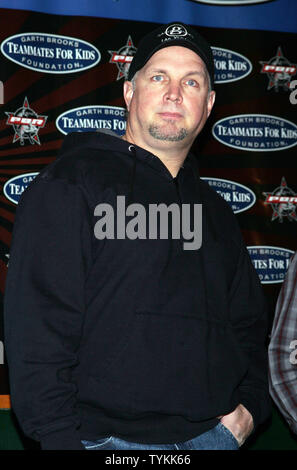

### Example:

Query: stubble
xmin=148 ymin=123 xmax=188 ymax=142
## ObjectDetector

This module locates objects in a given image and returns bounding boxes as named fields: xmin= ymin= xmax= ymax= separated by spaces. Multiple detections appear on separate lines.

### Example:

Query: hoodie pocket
xmin=86 ymin=311 xmax=247 ymax=419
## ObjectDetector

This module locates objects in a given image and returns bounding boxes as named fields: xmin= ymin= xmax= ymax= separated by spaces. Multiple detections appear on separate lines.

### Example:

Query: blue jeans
xmin=81 ymin=422 xmax=239 ymax=450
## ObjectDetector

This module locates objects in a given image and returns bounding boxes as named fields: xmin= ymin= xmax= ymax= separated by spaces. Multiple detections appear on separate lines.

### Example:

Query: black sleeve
xmin=229 ymin=242 xmax=271 ymax=429
xmin=4 ymin=176 xmax=93 ymax=449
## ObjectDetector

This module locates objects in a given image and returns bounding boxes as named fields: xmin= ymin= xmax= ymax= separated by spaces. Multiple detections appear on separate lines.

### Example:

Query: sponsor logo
xmin=190 ymin=0 xmax=273 ymax=4
xmin=109 ymin=36 xmax=136 ymax=80
xmin=201 ymin=177 xmax=256 ymax=213
xmin=56 ymin=105 xmax=126 ymax=136
xmin=260 ymin=47 xmax=297 ymax=91
xmin=263 ymin=177 xmax=297 ymax=222
xmin=3 ymin=172 xmax=38 ymax=204
xmin=212 ymin=47 xmax=252 ymax=84
xmin=247 ymin=246 xmax=294 ymax=284
xmin=212 ymin=114 xmax=297 ymax=152
xmin=1 ymin=33 xmax=100 ymax=74
xmin=5 ymin=97 xmax=47 ymax=145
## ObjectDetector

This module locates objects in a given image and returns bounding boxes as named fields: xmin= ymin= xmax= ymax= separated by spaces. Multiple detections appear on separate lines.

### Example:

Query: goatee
xmin=148 ymin=124 xmax=188 ymax=142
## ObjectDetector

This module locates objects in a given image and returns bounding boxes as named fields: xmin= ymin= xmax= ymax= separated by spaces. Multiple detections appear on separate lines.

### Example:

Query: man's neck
xmin=122 ymin=132 xmax=189 ymax=178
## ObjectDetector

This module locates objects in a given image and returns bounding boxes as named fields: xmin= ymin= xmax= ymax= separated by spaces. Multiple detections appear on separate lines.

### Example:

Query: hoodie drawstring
xmin=127 ymin=145 xmax=137 ymax=207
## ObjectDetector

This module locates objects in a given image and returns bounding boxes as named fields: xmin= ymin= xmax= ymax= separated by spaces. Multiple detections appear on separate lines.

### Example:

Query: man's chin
xmin=148 ymin=125 xmax=188 ymax=142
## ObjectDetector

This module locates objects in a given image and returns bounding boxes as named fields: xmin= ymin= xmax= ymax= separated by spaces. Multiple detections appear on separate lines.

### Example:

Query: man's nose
xmin=164 ymin=82 xmax=182 ymax=103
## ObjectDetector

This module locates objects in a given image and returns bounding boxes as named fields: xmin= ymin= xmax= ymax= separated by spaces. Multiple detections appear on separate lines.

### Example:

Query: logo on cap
xmin=165 ymin=24 xmax=188 ymax=37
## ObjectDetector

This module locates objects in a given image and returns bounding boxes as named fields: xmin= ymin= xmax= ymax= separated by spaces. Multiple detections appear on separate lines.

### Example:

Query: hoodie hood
xmin=59 ymin=130 xmax=200 ymax=181
xmin=55 ymin=130 xmax=202 ymax=207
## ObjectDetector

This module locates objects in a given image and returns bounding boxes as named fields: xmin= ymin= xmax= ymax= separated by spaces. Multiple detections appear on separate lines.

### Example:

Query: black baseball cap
xmin=127 ymin=22 xmax=214 ymax=90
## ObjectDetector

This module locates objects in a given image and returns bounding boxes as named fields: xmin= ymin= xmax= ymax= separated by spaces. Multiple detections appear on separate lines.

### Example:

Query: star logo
xmin=260 ymin=47 xmax=297 ymax=91
xmin=5 ymin=97 xmax=47 ymax=145
xmin=263 ymin=177 xmax=297 ymax=222
xmin=109 ymin=36 xmax=137 ymax=80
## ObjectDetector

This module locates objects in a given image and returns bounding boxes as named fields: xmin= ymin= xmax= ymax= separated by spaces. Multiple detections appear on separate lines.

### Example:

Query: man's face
xmin=124 ymin=46 xmax=215 ymax=153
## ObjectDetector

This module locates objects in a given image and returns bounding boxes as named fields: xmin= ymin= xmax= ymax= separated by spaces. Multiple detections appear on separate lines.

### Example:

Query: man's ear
xmin=123 ymin=81 xmax=134 ymax=112
xmin=207 ymin=90 xmax=216 ymax=118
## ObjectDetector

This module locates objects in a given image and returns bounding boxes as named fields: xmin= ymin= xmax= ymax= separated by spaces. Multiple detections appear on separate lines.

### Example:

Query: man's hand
xmin=218 ymin=404 xmax=254 ymax=447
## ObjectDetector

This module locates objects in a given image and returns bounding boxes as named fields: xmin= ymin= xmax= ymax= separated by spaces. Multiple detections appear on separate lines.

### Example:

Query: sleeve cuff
xmin=239 ymin=389 xmax=272 ymax=431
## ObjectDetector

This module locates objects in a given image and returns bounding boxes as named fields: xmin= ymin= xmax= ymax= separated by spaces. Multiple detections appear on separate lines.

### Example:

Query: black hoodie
xmin=4 ymin=132 xmax=271 ymax=449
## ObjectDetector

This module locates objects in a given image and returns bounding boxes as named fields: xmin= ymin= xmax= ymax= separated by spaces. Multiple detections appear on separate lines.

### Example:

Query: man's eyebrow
xmin=145 ymin=68 xmax=167 ymax=75
xmin=183 ymin=70 xmax=207 ymax=81
xmin=184 ymin=70 xmax=206 ymax=76
xmin=145 ymin=68 xmax=207 ymax=79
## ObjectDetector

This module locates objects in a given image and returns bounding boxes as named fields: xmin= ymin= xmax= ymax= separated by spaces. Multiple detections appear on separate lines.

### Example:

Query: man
xmin=4 ymin=22 xmax=271 ymax=450
xmin=269 ymin=251 xmax=297 ymax=433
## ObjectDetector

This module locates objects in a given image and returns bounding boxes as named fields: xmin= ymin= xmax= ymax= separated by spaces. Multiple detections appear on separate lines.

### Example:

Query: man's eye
xmin=186 ymin=79 xmax=198 ymax=87
xmin=152 ymin=75 xmax=164 ymax=82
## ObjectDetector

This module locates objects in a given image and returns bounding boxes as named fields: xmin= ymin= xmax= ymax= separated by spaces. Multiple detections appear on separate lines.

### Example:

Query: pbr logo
xmin=5 ymin=97 xmax=47 ymax=145
xmin=260 ymin=47 xmax=297 ymax=91
xmin=263 ymin=177 xmax=297 ymax=222
xmin=109 ymin=36 xmax=136 ymax=80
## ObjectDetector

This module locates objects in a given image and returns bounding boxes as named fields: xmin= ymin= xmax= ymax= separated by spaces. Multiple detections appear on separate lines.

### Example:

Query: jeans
xmin=81 ymin=422 xmax=239 ymax=450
